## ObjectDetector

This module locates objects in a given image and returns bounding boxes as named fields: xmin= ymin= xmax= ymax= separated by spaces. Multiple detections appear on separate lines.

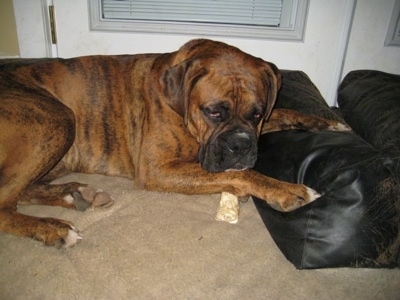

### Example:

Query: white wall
xmin=342 ymin=0 xmax=400 ymax=76
xmin=12 ymin=0 xmax=400 ymax=106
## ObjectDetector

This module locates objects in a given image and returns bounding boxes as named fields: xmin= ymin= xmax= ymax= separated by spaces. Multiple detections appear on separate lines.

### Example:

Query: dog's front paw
xmin=63 ymin=225 xmax=83 ymax=248
xmin=35 ymin=218 xmax=83 ymax=248
xmin=329 ymin=121 xmax=352 ymax=132
xmin=72 ymin=187 xmax=114 ymax=211
xmin=267 ymin=185 xmax=320 ymax=212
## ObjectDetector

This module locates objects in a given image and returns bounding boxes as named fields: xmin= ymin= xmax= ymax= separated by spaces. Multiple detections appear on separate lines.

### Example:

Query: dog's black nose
xmin=224 ymin=132 xmax=252 ymax=155
xmin=199 ymin=128 xmax=258 ymax=172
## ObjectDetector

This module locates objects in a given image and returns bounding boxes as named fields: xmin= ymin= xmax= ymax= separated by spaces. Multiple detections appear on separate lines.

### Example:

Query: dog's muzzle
xmin=199 ymin=128 xmax=258 ymax=172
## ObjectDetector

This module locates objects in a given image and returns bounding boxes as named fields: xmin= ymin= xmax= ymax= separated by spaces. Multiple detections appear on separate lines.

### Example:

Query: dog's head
xmin=161 ymin=39 xmax=281 ymax=172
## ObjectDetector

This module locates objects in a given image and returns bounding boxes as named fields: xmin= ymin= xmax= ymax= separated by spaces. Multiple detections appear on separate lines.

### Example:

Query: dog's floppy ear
xmin=161 ymin=59 xmax=207 ymax=124
xmin=261 ymin=61 xmax=281 ymax=119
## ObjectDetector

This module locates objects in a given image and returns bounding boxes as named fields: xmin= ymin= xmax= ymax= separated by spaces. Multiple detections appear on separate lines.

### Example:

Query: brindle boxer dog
xmin=0 ymin=39 xmax=348 ymax=247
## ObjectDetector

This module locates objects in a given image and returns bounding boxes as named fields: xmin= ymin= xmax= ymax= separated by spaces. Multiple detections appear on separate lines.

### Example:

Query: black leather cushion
xmin=338 ymin=70 xmax=400 ymax=175
xmin=252 ymin=70 xmax=399 ymax=269
xmin=253 ymin=130 xmax=398 ymax=269
xmin=277 ymin=70 xmax=345 ymax=122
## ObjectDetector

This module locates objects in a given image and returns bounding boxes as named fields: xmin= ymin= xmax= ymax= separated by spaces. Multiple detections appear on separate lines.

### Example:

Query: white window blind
xmin=102 ymin=0 xmax=283 ymax=27
xmin=89 ymin=0 xmax=309 ymax=41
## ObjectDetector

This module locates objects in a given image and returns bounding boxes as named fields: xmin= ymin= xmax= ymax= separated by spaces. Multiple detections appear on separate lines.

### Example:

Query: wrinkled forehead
xmin=193 ymin=69 xmax=267 ymax=108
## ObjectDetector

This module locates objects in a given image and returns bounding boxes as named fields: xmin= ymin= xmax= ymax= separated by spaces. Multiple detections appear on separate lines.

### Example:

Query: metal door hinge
xmin=49 ymin=5 xmax=57 ymax=44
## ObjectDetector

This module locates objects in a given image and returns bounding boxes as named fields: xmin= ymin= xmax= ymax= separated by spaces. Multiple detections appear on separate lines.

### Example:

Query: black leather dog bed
xmin=253 ymin=130 xmax=398 ymax=269
xmin=252 ymin=70 xmax=399 ymax=269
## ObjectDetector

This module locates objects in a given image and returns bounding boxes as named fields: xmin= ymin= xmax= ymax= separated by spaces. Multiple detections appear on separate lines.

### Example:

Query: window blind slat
xmin=102 ymin=0 xmax=283 ymax=27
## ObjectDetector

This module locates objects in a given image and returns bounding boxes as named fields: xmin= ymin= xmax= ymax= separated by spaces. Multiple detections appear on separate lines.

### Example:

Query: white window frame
xmin=89 ymin=0 xmax=309 ymax=41
xmin=385 ymin=0 xmax=400 ymax=47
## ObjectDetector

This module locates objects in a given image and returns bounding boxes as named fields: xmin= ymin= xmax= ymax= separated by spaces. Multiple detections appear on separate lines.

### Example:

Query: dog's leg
xmin=262 ymin=108 xmax=351 ymax=134
xmin=140 ymin=161 xmax=320 ymax=214
xmin=0 ymin=210 xmax=82 ymax=247
xmin=0 ymin=92 xmax=85 ymax=247
xmin=16 ymin=162 xmax=114 ymax=210
xmin=0 ymin=157 xmax=84 ymax=247
xmin=17 ymin=182 xmax=113 ymax=211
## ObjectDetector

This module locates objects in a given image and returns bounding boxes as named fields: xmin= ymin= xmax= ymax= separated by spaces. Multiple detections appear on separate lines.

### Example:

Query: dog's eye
xmin=254 ymin=113 xmax=262 ymax=119
xmin=202 ymin=102 xmax=229 ymax=123
xmin=209 ymin=111 xmax=221 ymax=118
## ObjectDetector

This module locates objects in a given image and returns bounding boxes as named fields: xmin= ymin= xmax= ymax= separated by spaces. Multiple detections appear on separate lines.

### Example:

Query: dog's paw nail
xmin=63 ymin=228 xmax=82 ymax=248
xmin=329 ymin=122 xmax=352 ymax=132
xmin=306 ymin=187 xmax=320 ymax=201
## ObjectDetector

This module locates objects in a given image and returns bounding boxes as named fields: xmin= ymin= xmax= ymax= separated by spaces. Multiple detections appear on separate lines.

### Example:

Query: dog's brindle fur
xmin=0 ymin=39 xmax=346 ymax=247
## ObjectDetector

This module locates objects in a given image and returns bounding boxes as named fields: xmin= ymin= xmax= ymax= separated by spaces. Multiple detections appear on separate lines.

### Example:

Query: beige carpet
xmin=1 ymin=173 xmax=399 ymax=299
